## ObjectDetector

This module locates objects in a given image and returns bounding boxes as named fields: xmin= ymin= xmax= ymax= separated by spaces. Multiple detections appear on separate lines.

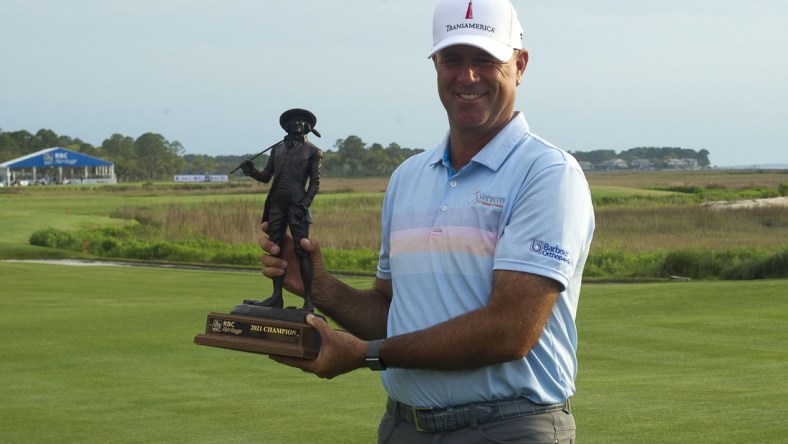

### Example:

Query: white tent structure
xmin=0 ymin=147 xmax=116 ymax=186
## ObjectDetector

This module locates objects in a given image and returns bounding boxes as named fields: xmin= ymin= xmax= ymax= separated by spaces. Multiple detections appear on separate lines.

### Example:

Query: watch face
xmin=366 ymin=339 xmax=385 ymax=371
xmin=366 ymin=357 xmax=384 ymax=371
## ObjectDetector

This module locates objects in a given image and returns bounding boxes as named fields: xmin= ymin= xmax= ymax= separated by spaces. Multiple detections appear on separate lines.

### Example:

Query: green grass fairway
xmin=575 ymin=280 xmax=788 ymax=442
xmin=1 ymin=263 xmax=786 ymax=442
xmin=0 ymin=262 xmax=384 ymax=443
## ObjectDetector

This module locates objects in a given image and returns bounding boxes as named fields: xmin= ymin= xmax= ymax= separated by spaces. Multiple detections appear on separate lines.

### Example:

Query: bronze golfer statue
xmin=194 ymin=109 xmax=324 ymax=358
xmin=239 ymin=108 xmax=323 ymax=313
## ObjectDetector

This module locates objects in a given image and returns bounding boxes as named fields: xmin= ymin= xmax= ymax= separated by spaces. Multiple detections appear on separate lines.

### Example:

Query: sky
xmin=2 ymin=0 xmax=787 ymax=167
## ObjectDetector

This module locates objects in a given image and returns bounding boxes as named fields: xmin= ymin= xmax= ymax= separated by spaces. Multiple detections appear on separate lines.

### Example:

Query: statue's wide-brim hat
xmin=280 ymin=108 xmax=317 ymax=131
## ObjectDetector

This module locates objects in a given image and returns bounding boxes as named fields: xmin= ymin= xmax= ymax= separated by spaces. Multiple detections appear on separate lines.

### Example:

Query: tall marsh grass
xmin=113 ymin=200 xmax=263 ymax=244
xmin=112 ymin=194 xmax=386 ymax=250
xmin=309 ymin=194 xmax=383 ymax=250
xmin=585 ymin=169 xmax=787 ymax=190
xmin=593 ymin=205 xmax=788 ymax=252
xmin=116 ymin=198 xmax=787 ymax=254
xmin=25 ymin=173 xmax=788 ymax=279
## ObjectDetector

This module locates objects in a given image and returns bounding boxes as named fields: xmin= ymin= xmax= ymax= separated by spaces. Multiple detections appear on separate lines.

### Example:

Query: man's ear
xmin=515 ymin=49 xmax=529 ymax=86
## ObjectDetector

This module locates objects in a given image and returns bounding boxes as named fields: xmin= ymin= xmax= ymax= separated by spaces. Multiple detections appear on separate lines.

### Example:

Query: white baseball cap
xmin=428 ymin=0 xmax=524 ymax=62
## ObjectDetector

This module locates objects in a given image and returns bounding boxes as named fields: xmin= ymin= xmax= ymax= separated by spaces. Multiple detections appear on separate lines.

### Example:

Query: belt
xmin=386 ymin=396 xmax=570 ymax=433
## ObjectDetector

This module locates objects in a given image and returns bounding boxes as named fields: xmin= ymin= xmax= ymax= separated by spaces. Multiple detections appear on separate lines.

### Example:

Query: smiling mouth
xmin=457 ymin=92 xmax=486 ymax=100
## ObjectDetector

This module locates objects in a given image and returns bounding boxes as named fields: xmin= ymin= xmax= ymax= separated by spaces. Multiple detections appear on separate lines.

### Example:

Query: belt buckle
xmin=412 ymin=406 xmax=433 ymax=433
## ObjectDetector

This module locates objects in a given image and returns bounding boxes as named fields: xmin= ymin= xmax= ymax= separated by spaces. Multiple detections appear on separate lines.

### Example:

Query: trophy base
xmin=194 ymin=308 xmax=320 ymax=359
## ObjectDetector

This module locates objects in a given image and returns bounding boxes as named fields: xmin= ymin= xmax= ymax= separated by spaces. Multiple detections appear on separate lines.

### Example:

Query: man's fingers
xmin=306 ymin=314 xmax=329 ymax=333
xmin=259 ymin=236 xmax=280 ymax=256
xmin=300 ymin=237 xmax=318 ymax=252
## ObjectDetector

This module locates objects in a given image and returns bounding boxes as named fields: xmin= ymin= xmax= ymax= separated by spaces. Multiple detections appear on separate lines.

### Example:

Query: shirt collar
xmin=429 ymin=112 xmax=530 ymax=174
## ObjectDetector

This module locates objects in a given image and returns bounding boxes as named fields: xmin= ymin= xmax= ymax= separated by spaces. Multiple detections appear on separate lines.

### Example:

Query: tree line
xmin=1 ymin=128 xmax=712 ymax=182
xmin=0 ymin=128 xmax=425 ymax=181
xmin=0 ymin=128 xmax=185 ymax=182
xmin=570 ymin=147 xmax=711 ymax=168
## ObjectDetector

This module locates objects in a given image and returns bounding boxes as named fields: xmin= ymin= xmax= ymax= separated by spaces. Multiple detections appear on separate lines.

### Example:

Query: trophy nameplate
xmin=194 ymin=307 xmax=321 ymax=359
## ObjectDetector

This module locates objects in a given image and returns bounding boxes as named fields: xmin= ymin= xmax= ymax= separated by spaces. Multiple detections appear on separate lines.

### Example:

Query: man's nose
xmin=457 ymin=64 xmax=481 ymax=83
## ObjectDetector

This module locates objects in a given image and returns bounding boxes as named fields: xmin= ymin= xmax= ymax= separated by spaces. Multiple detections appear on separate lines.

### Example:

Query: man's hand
xmin=269 ymin=314 xmax=366 ymax=379
xmin=260 ymin=222 xmax=391 ymax=340
xmin=259 ymin=221 xmax=326 ymax=297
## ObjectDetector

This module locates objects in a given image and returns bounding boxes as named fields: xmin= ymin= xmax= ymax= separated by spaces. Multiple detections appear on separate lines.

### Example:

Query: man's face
xmin=433 ymin=45 xmax=528 ymax=137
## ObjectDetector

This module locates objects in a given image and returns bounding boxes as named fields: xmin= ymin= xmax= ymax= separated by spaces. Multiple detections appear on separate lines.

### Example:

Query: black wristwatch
xmin=366 ymin=339 xmax=387 ymax=371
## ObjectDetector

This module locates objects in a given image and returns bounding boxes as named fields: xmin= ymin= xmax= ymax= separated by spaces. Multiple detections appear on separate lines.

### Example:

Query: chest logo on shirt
xmin=469 ymin=190 xmax=506 ymax=209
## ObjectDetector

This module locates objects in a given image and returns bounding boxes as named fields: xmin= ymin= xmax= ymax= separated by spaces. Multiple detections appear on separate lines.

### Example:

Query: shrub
xmin=656 ymin=249 xmax=765 ymax=279
xmin=322 ymin=248 xmax=379 ymax=274
xmin=584 ymin=248 xmax=664 ymax=279
xmin=29 ymin=229 xmax=79 ymax=250
xmin=665 ymin=185 xmax=702 ymax=194
xmin=211 ymin=244 xmax=259 ymax=266
xmin=658 ymin=250 xmax=717 ymax=279
xmin=760 ymin=250 xmax=788 ymax=278
xmin=721 ymin=249 xmax=788 ymax=279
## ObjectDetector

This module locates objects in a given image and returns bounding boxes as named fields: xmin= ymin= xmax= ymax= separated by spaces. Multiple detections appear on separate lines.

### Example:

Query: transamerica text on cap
xmin=445 ymin=23 xmax=495 ymax=33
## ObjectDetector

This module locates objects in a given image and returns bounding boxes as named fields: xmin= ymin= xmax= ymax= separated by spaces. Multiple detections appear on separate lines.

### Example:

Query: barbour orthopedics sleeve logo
xmin=530 ymin=240 xmax=573 ymax=266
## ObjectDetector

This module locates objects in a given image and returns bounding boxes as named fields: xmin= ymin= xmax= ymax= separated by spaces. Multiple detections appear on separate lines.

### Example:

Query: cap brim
xmin=427 ymin=35 xmax=515 ymax=62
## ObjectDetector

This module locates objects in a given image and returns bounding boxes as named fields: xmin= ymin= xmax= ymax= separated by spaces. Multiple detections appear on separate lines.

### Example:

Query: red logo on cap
xmin=465 ymin=0 xmax=473 ymax=19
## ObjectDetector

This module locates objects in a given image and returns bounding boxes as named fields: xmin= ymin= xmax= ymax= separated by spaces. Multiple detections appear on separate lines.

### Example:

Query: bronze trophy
xmin=195 ymin=108 xmax=324 ymax=358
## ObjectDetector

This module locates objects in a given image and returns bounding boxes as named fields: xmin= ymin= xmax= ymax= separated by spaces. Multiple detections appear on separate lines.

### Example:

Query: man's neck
xmin=447 ymin=130 xmax=498 ymax=171
xmin=447 ymin=114 xmax=516 ymax=170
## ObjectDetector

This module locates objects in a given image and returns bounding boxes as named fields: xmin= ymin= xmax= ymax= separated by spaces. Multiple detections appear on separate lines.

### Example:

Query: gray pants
xmin=377 ymin=406 xmax=576 ymax=443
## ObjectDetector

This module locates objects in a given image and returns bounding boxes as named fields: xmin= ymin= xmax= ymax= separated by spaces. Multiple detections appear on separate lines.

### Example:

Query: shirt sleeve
xmin=494 ymin=161 xmax=594 ymax=291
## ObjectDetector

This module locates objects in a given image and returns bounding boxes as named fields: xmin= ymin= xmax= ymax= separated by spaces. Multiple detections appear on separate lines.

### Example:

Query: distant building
xmin=599 ymin=158 xmax=629 ymax=170
xmin=665 ymin=158 xmax=699 ymax=169
xmin=630 ymin=159 xmax=654 ymax=170
xmin=578 ymin=161 xmax=595 ymax=170
xmin=0 ymin=147 xmax=116 ymax=186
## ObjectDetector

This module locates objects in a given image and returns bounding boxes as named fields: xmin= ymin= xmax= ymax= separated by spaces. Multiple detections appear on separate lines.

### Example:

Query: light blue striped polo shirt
xmin=377 ymin=112 xmax=595 ymax=407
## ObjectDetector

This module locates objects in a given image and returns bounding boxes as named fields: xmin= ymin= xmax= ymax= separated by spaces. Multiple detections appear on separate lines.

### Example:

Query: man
xmin=262 ymin=0 xmax=594 ymax=442
xmin=241 ymin=108 xmax=322 ymax=312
